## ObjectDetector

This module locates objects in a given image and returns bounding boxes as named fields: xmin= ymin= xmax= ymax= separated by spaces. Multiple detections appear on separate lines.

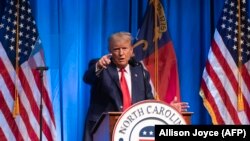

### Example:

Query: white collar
xmin=118 ymin=65 xmax=130 ymax=72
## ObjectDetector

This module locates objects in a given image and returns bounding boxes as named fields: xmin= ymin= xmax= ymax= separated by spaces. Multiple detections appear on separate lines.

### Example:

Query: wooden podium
xmin=92 ymin=111 xmax=193 ymax=141
xmin=92 ymin=112 xmax=121 ymax=141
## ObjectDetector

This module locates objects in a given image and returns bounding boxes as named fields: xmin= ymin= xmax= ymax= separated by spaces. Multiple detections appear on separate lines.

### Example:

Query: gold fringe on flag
xmin=237 ymin=90 xmax=244 ymax=111
xmin=12 ymin=93 xmax=20 ymax=118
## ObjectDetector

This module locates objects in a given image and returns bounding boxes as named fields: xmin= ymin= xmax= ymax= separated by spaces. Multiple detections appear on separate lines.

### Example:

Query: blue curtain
xmin=1 ymin=0 xmax=245 ymax=140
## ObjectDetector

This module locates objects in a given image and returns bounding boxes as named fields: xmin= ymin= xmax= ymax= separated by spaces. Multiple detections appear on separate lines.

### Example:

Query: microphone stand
xmin=36 ymin=66 xmax=49 ymax=141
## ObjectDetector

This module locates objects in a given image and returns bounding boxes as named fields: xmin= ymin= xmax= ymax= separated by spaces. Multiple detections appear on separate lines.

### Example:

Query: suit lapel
xmin=107 ymin=64 xmax=123 ymax=109
xmin=107 ymin=64 xmax=120 ymax=89
xmin=130 ymin=66 xmax=143 ymax=104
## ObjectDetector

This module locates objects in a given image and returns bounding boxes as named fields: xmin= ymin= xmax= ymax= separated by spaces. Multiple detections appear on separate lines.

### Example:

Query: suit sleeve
xmin=83 ymin=58 xmax=99 ymax=85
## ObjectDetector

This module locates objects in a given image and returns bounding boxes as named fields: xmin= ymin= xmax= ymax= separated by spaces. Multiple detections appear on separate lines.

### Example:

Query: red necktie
xmin=120 ymin=68 xmax=131 ymax=111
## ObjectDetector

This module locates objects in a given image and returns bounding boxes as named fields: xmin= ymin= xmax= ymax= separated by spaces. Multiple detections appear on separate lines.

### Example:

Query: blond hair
xmin=108 ymin=32 xmax=133 ymax=50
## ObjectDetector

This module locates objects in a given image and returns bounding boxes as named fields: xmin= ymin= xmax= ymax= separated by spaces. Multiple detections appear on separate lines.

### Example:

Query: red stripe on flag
xmin=0 ymin=0 xmax=56 ymax=140
xmin=0 ymin=92 xmax=24 ymax=141
xmin=212 ymin=40 xmax=250 ymax=122
xmin=201 ymin=78 xmax=225 ymax=124
xmin=242 ymin=65 xmax=250 ymax=93
xmin=0 ymin=127 xmax=7 ymax=141
xmin=19 ymin=68 xmax=53 ymax=141
xmin=212 ymin=40 xmax=243 ymax=99
xmin=18 ymin=69 xmax=40 ymax=119
xmin=30 ymin=54 xmax=56 ymax=126
xmin=0 ymin=60 xmax=39 ymax=141
xmin=205 ymin=55 xmax=241 ymax=124
xmin=19 ymin=97 xmax=39 ymax=141
xmin=200 ymin=0 xmax=250 ymax=124
xmin=240 ymin=65 xmax=250 ymax=119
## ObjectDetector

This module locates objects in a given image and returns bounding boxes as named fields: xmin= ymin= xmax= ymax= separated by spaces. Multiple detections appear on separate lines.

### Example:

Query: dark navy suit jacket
xmin=83 ymin=58 xmax=154 ymax=141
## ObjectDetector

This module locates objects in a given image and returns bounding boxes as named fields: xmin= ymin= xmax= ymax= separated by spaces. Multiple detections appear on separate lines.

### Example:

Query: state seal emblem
xmin=112 ymin=100 xmax=187 ymax=141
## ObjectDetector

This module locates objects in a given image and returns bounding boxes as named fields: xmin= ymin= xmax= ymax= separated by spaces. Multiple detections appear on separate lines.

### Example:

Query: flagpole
xmin=237 ymin=0 xmax=244 ymax=111
xmin=154 ymin=0 xmax=159 ymax=99
xmin=13 ymin=0 xmax=20 ymax=118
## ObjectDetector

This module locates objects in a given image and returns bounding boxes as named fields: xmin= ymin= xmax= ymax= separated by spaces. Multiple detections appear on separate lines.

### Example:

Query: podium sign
xmin=113 ymin=100 xmax=187 ymax=140
xmin=92 ymin=100 xmax=192 ymax=141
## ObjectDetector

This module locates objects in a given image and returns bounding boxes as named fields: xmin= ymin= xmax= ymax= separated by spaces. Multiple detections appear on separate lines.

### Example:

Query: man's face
xmin=110 ymin=40 xmax=133 ymax=68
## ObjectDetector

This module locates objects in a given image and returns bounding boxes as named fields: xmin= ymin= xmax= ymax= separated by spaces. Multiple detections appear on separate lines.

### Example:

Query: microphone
xmin=128 ymin=57 xmax=140 ymax=66
xmin=36 ymin=66 xmax=49 ymax=78
xmin=36 ymin=66 xmax=49 ymax=71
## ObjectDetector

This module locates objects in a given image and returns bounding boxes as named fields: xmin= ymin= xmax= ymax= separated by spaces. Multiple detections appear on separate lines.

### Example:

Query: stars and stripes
xmin=200 ymin=0 xmax=250 ymax=124
xmin=0 ymin=0 xmax=56 ymax=140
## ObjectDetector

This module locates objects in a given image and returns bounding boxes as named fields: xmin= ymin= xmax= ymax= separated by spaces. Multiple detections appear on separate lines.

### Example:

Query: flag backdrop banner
xmin=200 ymin=0 xmax=250 ymax=124
xmin=0 ymin=0 xmax=56 ymax=140
xmin=134 ymin=0 xmax=180 ymax=103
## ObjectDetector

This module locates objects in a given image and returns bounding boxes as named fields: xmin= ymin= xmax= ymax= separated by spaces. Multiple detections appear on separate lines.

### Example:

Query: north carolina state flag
xmin=134 ymin=0 xmax=180 ymax=103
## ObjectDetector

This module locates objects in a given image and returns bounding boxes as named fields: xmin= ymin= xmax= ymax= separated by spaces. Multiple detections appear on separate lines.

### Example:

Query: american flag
xmin=139 ymin=126 xmax=154 ymax=141
xmin=0 ymin=0 xmax=56 ymax=140
xmin=134 ymin=0 xmax=180 ymax=103
xmin=200 ymin=0 xmax=250 ymax=124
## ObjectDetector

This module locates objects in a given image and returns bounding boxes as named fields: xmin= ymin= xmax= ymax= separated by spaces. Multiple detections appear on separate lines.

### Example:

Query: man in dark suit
xmin=83 ymin=32 xmax=154 ymax=141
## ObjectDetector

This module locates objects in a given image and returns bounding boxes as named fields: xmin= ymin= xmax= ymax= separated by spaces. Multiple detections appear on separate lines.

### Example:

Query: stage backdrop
xmin=1 ymin=0 xmax=248 ymax=140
